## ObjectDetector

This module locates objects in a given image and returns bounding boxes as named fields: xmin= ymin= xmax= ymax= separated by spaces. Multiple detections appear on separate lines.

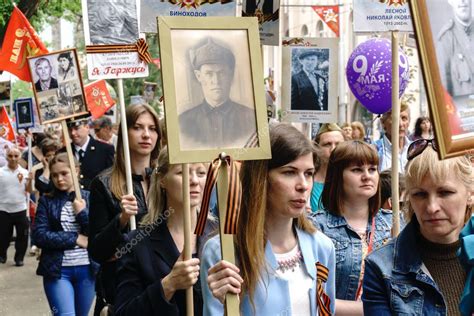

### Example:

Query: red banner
xmin=85 ymin=80 xmax=116 ymax=119
xmin=312 ymin=5 xmax=339 ymax=37
xmin=0 ymin=106 xmax=16 ymax=141
xmin=0 ymin=6 xmax=48 ymax=82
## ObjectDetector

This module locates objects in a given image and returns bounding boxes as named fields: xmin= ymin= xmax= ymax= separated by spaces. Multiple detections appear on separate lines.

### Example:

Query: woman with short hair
xmin=312 ymin=140 xmax=396 ymax=315
xmin=362 ymin=139 xmax=473 ymax=315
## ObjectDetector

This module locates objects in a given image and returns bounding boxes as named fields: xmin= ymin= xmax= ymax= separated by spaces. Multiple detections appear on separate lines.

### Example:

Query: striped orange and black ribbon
xmin=316 ymin=262 xmax=332 ymax=316
xmin=194 ymin=155 xmax=241 ymax=236
xmin=86 ymin=38 xmax=153 ymax=64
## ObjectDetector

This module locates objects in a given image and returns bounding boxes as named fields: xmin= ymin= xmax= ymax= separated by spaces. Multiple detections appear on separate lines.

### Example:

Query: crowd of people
xmin=0 ymin=102 xmax=472 ymax=316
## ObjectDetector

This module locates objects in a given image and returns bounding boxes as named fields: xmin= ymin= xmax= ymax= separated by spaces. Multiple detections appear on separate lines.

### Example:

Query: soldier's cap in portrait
xmin=298 ymin=50 xmax=321 ymax=60
xmin=191 ymin=38 xmax=235 ymax=70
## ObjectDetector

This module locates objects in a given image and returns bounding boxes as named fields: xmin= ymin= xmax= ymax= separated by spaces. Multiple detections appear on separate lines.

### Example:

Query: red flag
xmin=443 ymin=88 xmax=464 ymax=137
xmin=85 ymin=80 xmax=116 ymax=119
xmin=0 ymin=6 xmax=48 ymax=82
xmin=0 ymin=106 xmax=15 ymax=141
xmin=312 ymin=6 xmax=339 ymax=37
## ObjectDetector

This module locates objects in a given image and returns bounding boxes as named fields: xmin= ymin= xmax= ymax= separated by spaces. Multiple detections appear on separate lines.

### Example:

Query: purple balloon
xmin=346 ymin=38 xmax=409 ymax=114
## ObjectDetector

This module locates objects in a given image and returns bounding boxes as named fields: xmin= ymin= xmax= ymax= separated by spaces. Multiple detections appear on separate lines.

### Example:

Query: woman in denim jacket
xmin=202 ymin=124 xmax=336 ymax=315
xmin=362 ymin=142 xmax=473 ymax=315
xmin=33 ymin=153 xmax=98 ymax=316
xmin=311 ymin=140 xmax=396 ymax=315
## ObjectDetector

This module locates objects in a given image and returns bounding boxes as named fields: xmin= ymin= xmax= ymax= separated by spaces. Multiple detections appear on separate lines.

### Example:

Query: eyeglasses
xmin=407 ymin=138 xmax=438 ymax=161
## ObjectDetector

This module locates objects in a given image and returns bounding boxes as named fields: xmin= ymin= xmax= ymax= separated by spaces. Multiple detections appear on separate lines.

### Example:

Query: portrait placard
xmin=409 ymin=0 xmax=474 ymax=158
xmin=14 ymin=98 xmax=35 ymax=130
xmin=0 ymin=80 xmax=11 ymax=107
xmin=354 ymin=0 xmax=413 ymax=33
xmin=158 ymin=16 xmax=271 ymax=164
xmin=242 ymin=0 xmax=280 ymax=46
xmin=140 ymin=0 xmax=237 ymax=33
xmin=27 ymin=49 xmax=88 ymax=124
xmin=143 ymin=81 xmax=157 ymax=103
xmin=281 ymin=38 xmax=338 ymax=124
xmin=82 ymin=0 xmax=149 ymax=79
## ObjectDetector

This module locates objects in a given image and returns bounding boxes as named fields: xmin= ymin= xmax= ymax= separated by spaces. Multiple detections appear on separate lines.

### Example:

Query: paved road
xmin=0 ymin=245 xmax=95 ymax=316
xmin=0 ymin=246 xmax=50 ymax=316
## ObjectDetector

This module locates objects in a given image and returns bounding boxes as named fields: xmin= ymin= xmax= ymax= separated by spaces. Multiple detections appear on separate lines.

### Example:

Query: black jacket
xmin=69 ymin=137 xmax=115 ymax=190
xmin=32 ymin=190 xmax=99 ymax=279
xmin=291 ymin=70 xmax=328 ymax=111
xmin=88 ymin=168 xmax=151 ymax=304
xmin=114 ymin=219 xmax=217 ymax=316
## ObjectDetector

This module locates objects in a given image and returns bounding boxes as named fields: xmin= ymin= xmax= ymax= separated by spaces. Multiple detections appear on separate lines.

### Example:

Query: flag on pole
xmin=0 ymin=105 xmax=16 ymax=141
xmin=0 ymin=6 xmax=48 ymax=82
xmin=312 ymin=5 xmax=340 ymax=37
xmin=85 ymin=80 xmax=116 ymax=119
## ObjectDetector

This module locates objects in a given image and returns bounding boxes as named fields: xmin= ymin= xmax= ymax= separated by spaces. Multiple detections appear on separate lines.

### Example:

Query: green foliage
xmin=0 ymin=1 xmax=14 ymax=29
xmin=30 ymin=0 xmax=82 ymax=31
xmin=12 ymin=79 xmax=33 ymax=100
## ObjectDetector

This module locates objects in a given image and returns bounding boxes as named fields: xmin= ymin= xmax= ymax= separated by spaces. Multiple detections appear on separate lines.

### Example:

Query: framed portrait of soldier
xmin=27 ymin=49 xmax=88 ymax=124
xmin=0 ymin=80 xmax=11 ymax=107
xmin=242 ymin=0 xmax=280 ymax=46
xmin=14 ymin=98 xmax=35 ymax=130
xmin=158 ymin=16 xmax=271 ymax=164
xmin=281 ymin=38 xmax=338 ymax=124
xmin=410 ymin=0 xmax=474 ymax=158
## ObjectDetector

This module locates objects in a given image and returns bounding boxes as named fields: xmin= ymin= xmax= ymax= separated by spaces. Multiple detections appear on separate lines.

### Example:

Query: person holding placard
xmin=363 ymin=140 xmax=473 ymax=315
xmin=311 ymin=140 xmax=397 ymax=315
xmin=32 ymin=153 xmax=98 ymax=316
xmin=202 ymin=123 xmax=336 ymax=315
xmin=88 ymin=103 xmax=161 ymax=315
xmin=114 ymin=147 xmax=217 ymax=315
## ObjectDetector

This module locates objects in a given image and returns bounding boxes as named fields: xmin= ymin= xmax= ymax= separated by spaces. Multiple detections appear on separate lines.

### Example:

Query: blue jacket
xmin=201 ymin=227 xmax=336 ymax=315
xmin=32 ymin=190 xmax=99 ymax=279
xmin=362 ymin=220 xmax=449 ymax=315
xmin=310 ymin=209 xmax=395 ymax=300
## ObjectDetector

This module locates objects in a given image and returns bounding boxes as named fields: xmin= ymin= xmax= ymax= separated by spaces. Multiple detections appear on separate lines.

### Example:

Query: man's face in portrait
xmin=300 ymin=55 xmax=318 ymax=73
xmin=21 ymin=105 xmax=27 ymax=115
xmin=448 ymin=0 xmax=472 ymax=24
xmin=35 ymin=59 xmax=52 ymax=82
xmin=194 ymin=63 xmax=233 ymax=106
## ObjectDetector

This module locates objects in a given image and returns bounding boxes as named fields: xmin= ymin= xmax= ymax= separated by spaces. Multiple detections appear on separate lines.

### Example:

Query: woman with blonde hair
xmin=88 ymin=103 xmax=161 ymax=315
xmin=114 ymin=147 xmax=216 ymax=315
xmin=363 ymin=139 xmax=473 ymax=315
xmin=351 ymin=121 xmax=366 ymax=141
xmin=202 ymin=123 xmax=336 ymax=315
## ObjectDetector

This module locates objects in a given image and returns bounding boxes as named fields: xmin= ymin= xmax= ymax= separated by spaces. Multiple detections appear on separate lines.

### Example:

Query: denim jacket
xmin=362 ymin=220 xmax=448 ymax=315
xmin=310 ymin=209 xmax=395 ymax=300
xmin=201 ymin=227 xmax=336 ymax=315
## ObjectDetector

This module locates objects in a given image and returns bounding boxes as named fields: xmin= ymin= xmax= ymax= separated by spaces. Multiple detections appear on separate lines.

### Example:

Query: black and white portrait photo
xmin=290 ymin=47 xmax=329 ymax=111
xmin=86 ymin=0 xmax=139 ymax=45
xmin=28 ymin=49 xmax=88 ymax=124
xmin=242 ymin=0 xmax=280 ymax=45
xmin=30 ymin=56 xmax=58 ymax=93
xmin=57 ymin=51 xmax=77 ymax=82
xmin=172 ymin=32 xmax=258 ymax=150
xmin=0 ymin=80 xmax=11 ymax=106
xmin=426 ymin=0 xmax=474 ymax=136
xmin=143 ymin=82 xmax=157 ymax=103
xmin=14 ymin=99 xmax=34 ymax=129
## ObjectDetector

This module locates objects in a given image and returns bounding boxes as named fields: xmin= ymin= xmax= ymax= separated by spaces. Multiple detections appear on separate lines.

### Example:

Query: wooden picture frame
xmin=409 ymin=0 xmax=474 ymax=159
xmin=14 ymin=98 xmax=35 ymax=130
xmin=158 ymin=16 xmax=271 ymax=164
xmin=27 ymin=48 xmax=88 ymax=124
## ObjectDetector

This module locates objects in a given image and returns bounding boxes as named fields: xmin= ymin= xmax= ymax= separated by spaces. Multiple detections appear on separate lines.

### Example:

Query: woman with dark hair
xmin=114 ymin=147 xmax=216 ymax=315
xmin=88 ymin=103 xmax=161 ymax=315
xmin=33 ymin=153 xmax=98 ymax=316
xmin=312 ymin=140 xmax=396 ymax=315
xmin=363 ymin=141 xmax=473 ymax=315
xmin=202 ymin=123 xmax=336 ymax=315
xmin=410 ymin=116 xmax=432 ymax=141
xmin=57 ymin=52 xmax=75 ymax=81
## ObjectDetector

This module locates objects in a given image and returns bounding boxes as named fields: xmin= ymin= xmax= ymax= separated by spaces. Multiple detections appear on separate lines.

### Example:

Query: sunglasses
xmin=407 ymin=138 xmax=438 ymax=161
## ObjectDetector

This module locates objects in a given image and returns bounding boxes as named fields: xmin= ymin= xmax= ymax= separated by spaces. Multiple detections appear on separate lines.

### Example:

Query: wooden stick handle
xmin=61 ymin=120 xmax=82 ymax=200
xmin=391 ymin=31 xmax=400 ymax=238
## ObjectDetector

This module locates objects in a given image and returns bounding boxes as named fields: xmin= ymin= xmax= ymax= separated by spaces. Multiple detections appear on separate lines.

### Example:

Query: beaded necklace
xmin=276 ymin=247 xmax=303 ymax=273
